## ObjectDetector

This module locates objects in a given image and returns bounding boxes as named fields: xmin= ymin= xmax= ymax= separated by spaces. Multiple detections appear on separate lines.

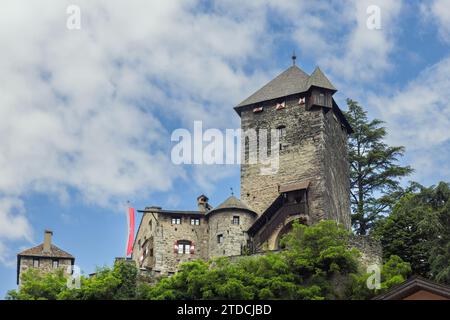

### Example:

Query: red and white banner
xmin=126 ymin=207 xmax=135 ymax=256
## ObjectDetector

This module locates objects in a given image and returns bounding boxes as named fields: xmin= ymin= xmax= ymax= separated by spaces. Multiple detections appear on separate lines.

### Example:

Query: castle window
xmin=277 ymin=125 xmax=286 ymax=151
xmin=276 ymin=125 xmax=286 ymax=138
xmin=190 ymin=218 xmax=200 ymax=225
xmin=52 ymin=260 xmax=59 ymax=269
xmin=232 ymin=216 xmax=240 ymax=225
xmin=217 ymin=234 xmax=224 ymax=244
xmin=150 ymin=248 xmax=153 ymax=257
xmin=176 ymin=240 xmax=192 ymax=254
xmin=149 ymin=219 xmax=152 ymax=231
xmin=171 ymin=217 xmax=181 ymax=225
xmin=316 ymin=92 xmax=327 ymax=106
xmin=33 ymin=258 xmax=39 ymax=268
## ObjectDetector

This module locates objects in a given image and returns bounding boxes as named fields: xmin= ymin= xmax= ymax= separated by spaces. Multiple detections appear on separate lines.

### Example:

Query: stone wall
xmin=18 ymin=257 xmax=73 ymax=285
xmin=208 ymin=209 xmax=255 ymax=257
xmin=132 ymin=210 xmax=210 ymax=275
xmin=348 ymin=235 xmax=383 ymax=268
xmin=239 ymin=93 xmax=351 ymax=230
xmin=321 ymin=109 xmax=352 ymax=229
xmin=153 ymin=213 xmax=209 ymax=274
xmin=240 ymin=93 xmax=326 ymax=220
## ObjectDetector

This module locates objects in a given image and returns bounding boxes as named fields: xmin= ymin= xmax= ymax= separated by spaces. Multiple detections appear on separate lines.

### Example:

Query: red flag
xmin=126 ymin=207 xmax=135 ymax=256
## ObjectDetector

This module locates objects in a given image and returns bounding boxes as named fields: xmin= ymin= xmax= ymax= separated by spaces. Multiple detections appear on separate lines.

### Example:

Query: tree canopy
xmin=344 ymin=99 xmax=413 ymax=235
xmin=7 ymin=220 xmax=411 ymax=300
xmin=373 ymin=182 xmax=450 ymax=284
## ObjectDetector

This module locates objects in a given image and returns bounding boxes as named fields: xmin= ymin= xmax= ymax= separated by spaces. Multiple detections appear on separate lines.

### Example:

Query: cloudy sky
xmin=1 ymin=0 xmax=449 ymax=296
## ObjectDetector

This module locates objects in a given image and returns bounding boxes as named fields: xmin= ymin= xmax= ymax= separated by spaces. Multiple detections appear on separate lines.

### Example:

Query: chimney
xmin=197 ymin=195 xmax=210 ymax=212
xmin=43 ymin=230 xmax=53 ymax=252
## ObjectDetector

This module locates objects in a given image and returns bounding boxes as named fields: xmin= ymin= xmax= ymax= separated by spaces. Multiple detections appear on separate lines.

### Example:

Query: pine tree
xmin=344 ymin=99 xmax=413 ymax=235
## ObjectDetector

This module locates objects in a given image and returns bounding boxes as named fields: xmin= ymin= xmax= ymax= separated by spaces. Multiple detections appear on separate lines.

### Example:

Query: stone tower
xmin=235 ymin=64 xmax=352 ymax=229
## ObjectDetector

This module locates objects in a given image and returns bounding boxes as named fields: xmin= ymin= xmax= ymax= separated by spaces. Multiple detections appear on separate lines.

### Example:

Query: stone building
xmin=132 ymin=62 xmax=374 ymax=275
xmin=17 ymin=230 xmax=75 ymax=285
xmin=132 ymin=195 xmax=256 ymax=275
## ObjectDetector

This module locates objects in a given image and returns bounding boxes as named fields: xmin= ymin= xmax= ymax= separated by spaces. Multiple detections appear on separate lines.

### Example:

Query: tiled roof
xmin=207 ymin=196 xmax=256 ymax=215
xmin=236 ymin=65 xmax=336 ymax=108
xmin=18 ymin=243 xmax=74 ymax=259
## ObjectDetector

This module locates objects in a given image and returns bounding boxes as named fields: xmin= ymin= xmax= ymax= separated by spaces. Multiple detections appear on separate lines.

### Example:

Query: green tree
xmin=349 ymin=255 xmax=411 ymax=300
xmin=373 ymin=182 xmax=450 ymax=284
xmin=7 ymin=259 xmax=138 ymax=300
xmin=141 ymin=220 xmax=409 ymax=300
xmin=61 ymin=260 xmax=138 ymax=300
xmin=8 ymin=221 xmax=412 ymax=300
xmin=344 ymin=99 xmax=413 ymax=235
xmin=6 ymin=268 xmax=67 ymax=300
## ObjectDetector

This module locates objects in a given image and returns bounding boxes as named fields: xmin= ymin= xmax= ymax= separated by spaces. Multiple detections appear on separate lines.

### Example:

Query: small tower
xmin=235 ymin=63 xmax=352 ymax=230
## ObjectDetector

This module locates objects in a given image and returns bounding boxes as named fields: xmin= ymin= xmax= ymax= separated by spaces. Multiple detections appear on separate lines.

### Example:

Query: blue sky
xmin=1 ymin=0 xmax=450 ymax=298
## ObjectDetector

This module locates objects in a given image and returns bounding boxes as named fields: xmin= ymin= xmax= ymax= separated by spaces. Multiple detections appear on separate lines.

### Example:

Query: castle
xmin=132 ymin=62 xmax=356 ymax=275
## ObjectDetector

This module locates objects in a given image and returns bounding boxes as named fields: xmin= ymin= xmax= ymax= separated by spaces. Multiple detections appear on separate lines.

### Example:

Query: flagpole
xmin=126 ymin=200 xmax=130 ymax=258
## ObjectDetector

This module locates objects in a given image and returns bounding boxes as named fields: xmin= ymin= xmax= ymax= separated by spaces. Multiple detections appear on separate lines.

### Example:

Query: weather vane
xmin=230 ymin=187 xmax=234 ymax=196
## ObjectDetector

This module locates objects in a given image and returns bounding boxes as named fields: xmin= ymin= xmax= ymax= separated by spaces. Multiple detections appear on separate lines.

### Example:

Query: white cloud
xmin=421 ymin=0 xmax=450 ymax=42
xmin=0 ymin=198 xmax=32 ymax=265
xmin=0 ymin=0 xmax=426 ymax=266
xmin=368 ymin=56 xmax=450 ymax=182
xmin=277 ymin=0 xmax=403 ymax=83
xmin=0 ymin=0 xmax=275 ymax=264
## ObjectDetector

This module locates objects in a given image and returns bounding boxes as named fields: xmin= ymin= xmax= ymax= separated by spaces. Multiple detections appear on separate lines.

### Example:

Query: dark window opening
xmin=276 ymin=125 xmax=286 ymax=138
xmin=217 ymin=234 xmax=224 ymax=244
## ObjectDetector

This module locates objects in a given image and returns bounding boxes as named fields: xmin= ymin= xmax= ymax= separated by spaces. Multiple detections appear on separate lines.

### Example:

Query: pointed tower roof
xmin=206 ymin=196 xmax=257 ymax=215
xmin=236 ymin=65 xmax=337 ymax=109
xmin=236 ymin=65 xmax=310 ymax=108
xmin=307 ymin=67 xmax=336 ymax=91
